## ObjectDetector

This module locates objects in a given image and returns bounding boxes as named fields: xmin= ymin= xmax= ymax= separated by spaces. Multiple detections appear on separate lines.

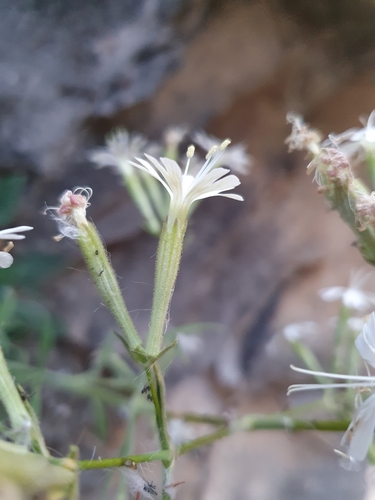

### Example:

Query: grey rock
xmin=0 ymin=0 xmax=188 ymax=174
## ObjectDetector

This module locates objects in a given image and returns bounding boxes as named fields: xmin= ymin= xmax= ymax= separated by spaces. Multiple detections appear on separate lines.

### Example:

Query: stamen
xmin=220 ymin=139 xmax=231 ymax=150
xmin=186 ymin=145 xmax=195 ymax=158
xmin=3 ymin=242 xmax=14 ymax=253
xmin=206 ymin=145 xmax=218 ymax=159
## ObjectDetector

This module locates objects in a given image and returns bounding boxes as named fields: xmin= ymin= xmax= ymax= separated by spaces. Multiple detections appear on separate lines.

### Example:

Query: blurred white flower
xmin=130 ymin=141 xmax=243 ymax=225
xmin=319 ymin=270 xmax=375 ymax=311
xmin=90 ymin=129 xmax=159 ymax=176
xmin=328 ymin=110 xmax=375 ymax=157
xmin=164 ymin=125 xmax=188 ymax=149
xmin=177 ymin=333 xmax=203 ymax=355
xmin=347 ymin=316 xmax=365 ymax=332
xmin=0 ymin=225 xmax=33 ymax=268
xmin=193 ymin=131 xmax=252 ymax=174
xmin=283 ymin=321 xmax=317 ymax=342
xmin=288 ymin=312 xmax=375 ymax=463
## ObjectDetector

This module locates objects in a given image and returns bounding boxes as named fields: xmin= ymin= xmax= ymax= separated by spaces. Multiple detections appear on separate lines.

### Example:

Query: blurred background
xmin=2 ymin=0 xmax=375 ymax=498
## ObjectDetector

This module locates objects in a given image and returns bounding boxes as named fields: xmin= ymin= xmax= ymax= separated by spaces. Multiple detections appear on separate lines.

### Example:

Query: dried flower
xmin=46 ymin=187 xmax=92 ymax=240
xmin=285 ymin=113 xmax=322 ymax=156
xmin=193 ymin=131 xmax=252 ymax=174
xmin=288 ymin=312 xmax=375 ymax=463
xmin=0 ymin=226 xmax=33 ymax=268
xmin=130 ymin=140 xmax=243 ymax=226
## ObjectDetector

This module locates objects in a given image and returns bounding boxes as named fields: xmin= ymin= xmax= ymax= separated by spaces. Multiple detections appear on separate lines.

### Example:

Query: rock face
xmin=0 ymin=0 xmax=192 ymax=174
xmin=4 ymin=0 xmax=375 ymax=499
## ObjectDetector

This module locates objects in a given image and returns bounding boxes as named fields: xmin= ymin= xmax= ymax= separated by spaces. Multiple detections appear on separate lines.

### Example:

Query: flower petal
xmin=318 ymin=286 xmax=345 ymax=302
xmin=0 ymin=252 xmax=13 ymax=268
xmin=343 ymin=289 xmax=371 ymax=311
xmin=355 ymin=312 xmax=375 ymax=368
xmin=0 ymin=226 xmax=33 ymax=240
xmin=341 ymin=392 xmax=375 ymax=462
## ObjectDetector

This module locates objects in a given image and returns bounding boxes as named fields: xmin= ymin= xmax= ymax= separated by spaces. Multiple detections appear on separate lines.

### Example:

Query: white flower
xmin=46 ymin=187 xmax=92 ymax=240
xmin=164 ymin=125 xmax=188 ymax=148
xmin=192 ymin=131 xmax=252 ymax=174
xmin=90 ymin=129 xmax=159 ymax=176
xmin=0 ymin=226 xmax=33 ymax=268
xmin=319 ymin=270 xmax=375 ymax=311
xmin=177 ymin=332 xmax=203 ymax=355
xmin=328 ymin=110 xmax=375 ymax=157
xmin=130 ymin=141 xmax=243 ymax=225
xmin=288 ymin=312 xmax=375 ymax=463
xmin=282 ymin=321 xmax=317 ymax=342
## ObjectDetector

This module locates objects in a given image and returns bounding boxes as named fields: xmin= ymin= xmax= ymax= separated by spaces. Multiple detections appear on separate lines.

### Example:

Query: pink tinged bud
xmin=46 ymin=187 xmax=92 ymax=240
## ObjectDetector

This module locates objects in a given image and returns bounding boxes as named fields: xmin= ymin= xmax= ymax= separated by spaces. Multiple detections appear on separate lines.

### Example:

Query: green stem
xmin=77 ymin=221 xmax=147 ymax=364
xmin=168 ymin=412 xmax=228 ymax=426
xmin=331 ymin=306 xmax=349 ymax=375
xmin=0 ymin=348 xmax=32 ymax=445
xmin=146 ymin=219 xmax=187 ymax=356
xmin=123 ymin=172 xmax=161 ymax=235
xmin=78 ymin=450 xmax=172 ymax=470
xmin=366 ymin=151 xmax=375 ymax=191
xmin=147 ymin=364 xmax=173 ymax=468
xmin=141 ymin=171 xmax=168 ymax=223
xmin=325 ymin=177 xmax=375 ymax=265
xmin=177 ymin=416 xmax=351 ymax=456
xmin=178 ymin=428 xmax=228 ymax=455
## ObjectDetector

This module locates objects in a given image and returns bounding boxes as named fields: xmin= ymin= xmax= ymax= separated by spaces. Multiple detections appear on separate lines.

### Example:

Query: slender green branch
xmin=78 ymin=450 xmax=172 ymax=470
xmin=178 ymin=428 xmax=228 ymax=455
xmin=177 ymin=416 xmax=351 ymax=456
xmin=147 ymin=364 xmax=173 ymax=468
xmin=167 ymin=412 xmax=228 ymax=426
